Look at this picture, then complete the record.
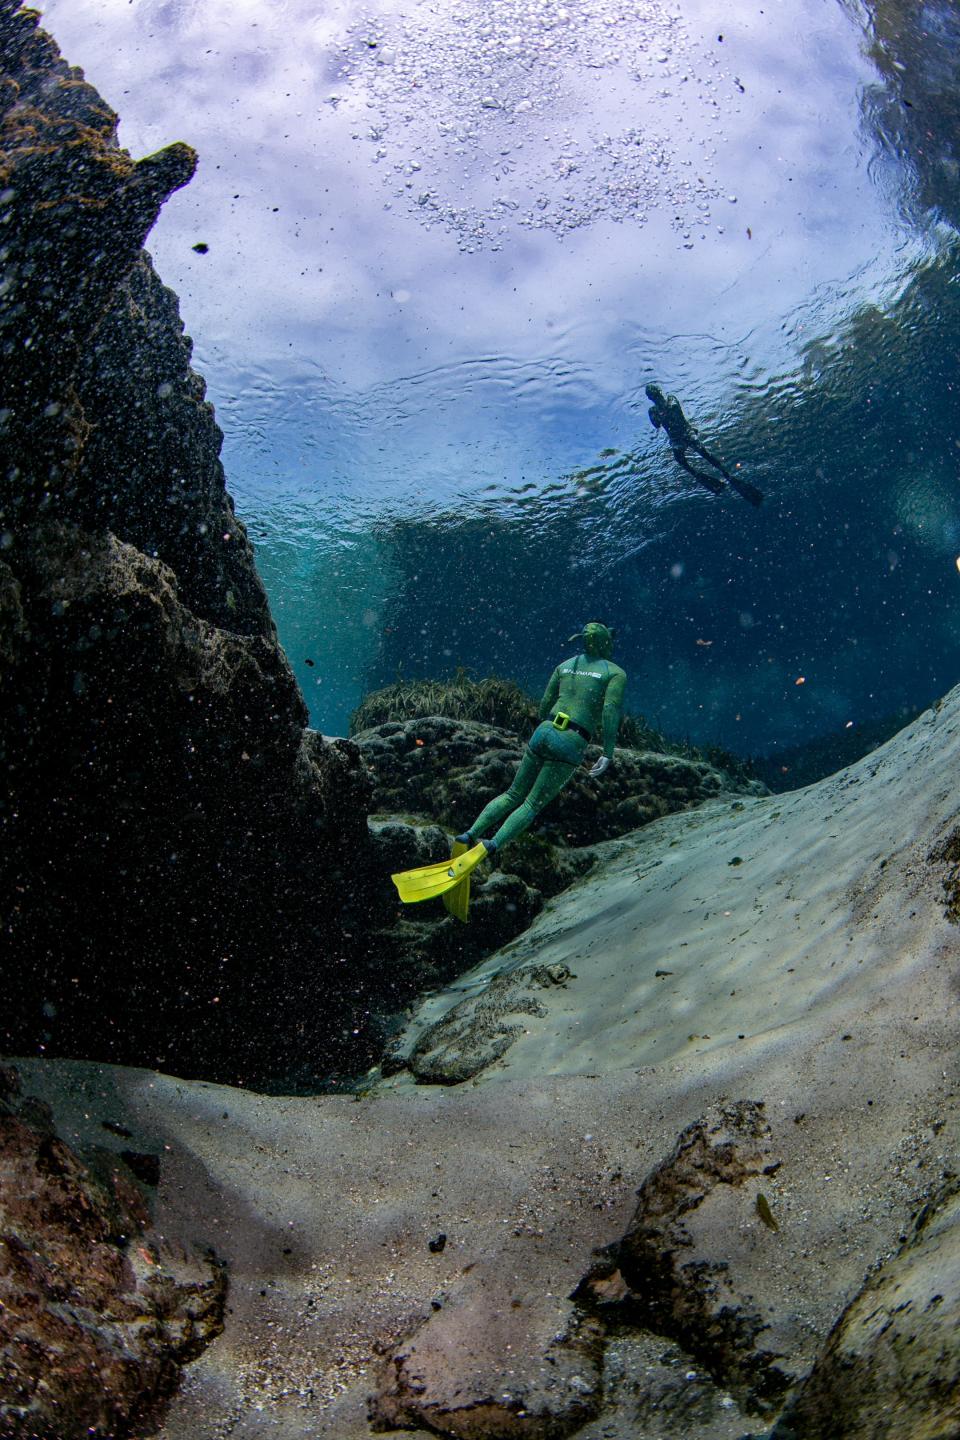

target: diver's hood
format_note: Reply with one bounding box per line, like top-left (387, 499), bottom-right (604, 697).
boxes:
top-left (567, 622), bottom-right (615, 659)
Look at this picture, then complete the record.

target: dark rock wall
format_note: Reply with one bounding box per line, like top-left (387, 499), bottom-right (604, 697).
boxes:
top-left (0, 1), bottom-right (383, 1087)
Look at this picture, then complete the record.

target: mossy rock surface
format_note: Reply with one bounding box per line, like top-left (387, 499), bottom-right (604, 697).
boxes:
top-left (350, 673), bottom-right (537, 736)
top-left (356, 715), bottom-right (764, 848)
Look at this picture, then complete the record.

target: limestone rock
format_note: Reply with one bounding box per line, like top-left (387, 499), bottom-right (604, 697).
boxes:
top-left (371, 1299), bottom-right (604, 1439)
top-left (403, 963), bottom-right (574, 1084)
top-left (579, 1102), bottom-right (792, 1415)
top-left (771, 1181), bottom-right (960, 1440)
top-left (0, 1066), bottom-right (225, 1439)
top-left (0, 4), bottom-right (381, 1087)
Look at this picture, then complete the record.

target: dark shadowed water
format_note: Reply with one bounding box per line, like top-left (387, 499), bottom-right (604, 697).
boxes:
top-left (41, 0), bottom-right (960, 760)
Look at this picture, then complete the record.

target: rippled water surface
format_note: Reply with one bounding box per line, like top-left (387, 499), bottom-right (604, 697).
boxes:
top-left (41, 0), bottom-right (960, 753)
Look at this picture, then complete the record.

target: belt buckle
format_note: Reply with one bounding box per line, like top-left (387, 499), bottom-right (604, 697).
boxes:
top-left (553, 712), bottom-right (571, 731)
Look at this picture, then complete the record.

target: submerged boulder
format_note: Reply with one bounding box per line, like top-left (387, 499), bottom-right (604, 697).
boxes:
top-left (771, 1181), bottom-right (960, 1440)
top-left (356, 714), bottom-right (764, 848)
top-left (0, 1065), bottom-right (225, 1439)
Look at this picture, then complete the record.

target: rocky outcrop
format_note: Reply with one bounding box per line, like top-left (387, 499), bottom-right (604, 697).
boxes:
top-left (0, 1064), bottom-right (225, 1438)
top-left (357, 715), bottom-right (764, 848)
top-left (383, 961), bottom-right (574, 1083)
top-left (0, 3), bottom-right (384, 1086)
top-left (371, 1301), bottom-right (604, 1440)
top-left (578, 1102), bottom-right (793, 1417)
top-left (771, 1180), bottom-right (960, 1440)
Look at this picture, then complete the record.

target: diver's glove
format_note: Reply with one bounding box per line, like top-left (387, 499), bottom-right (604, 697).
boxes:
top-left (589, 755), bottom-right (611, 778)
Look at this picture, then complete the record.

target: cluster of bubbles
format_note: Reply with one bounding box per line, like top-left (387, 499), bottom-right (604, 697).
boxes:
top-left (333, 0), bottom-right (743, 251)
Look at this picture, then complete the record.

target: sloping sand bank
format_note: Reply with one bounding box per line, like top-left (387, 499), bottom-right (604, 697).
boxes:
top-left (15, 686), bottom-right (960, 1438)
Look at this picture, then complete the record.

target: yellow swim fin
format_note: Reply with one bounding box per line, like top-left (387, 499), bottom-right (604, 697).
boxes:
top-left (392, 841), bottom-right (488, 905)
top-left (443, 839), bottom-right (471, 923)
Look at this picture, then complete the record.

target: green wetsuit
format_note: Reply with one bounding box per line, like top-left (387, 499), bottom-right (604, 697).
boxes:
top-left (465, 648), bottom-right (627, 850)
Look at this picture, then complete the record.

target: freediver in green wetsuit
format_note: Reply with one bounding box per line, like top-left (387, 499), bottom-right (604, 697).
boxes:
top-left (646, 384), bottom-right (763, 507)
top-left (456, 621), bottom-right (626, 852)
top-left (391, 623), bottom-right (626, 921)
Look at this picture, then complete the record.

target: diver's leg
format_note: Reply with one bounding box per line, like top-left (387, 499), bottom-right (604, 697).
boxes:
top-left (460, 746), bottom-right (541, 843)
top-left (488, 758), bottom-right (578, 850)
top-left (673, 449), bottom-right (725, 495)
top-left (726, 471), bottom-right (764, 506)
top-left (691, 440), bottom-right (733, 481)
top-left (692, 442), bottom-right (763, 505)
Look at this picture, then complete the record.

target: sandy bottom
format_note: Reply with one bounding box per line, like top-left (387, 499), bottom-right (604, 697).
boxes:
top-left (14, 688), bottom-right (960, 1438)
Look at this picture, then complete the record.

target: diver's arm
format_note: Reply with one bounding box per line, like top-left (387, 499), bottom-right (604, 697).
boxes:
top-left (600, 669), bottom-right (626, 759)
top-left (538, 666), bottom-right (562, 721)
top-left (591, 673), bottom-right (626, 777)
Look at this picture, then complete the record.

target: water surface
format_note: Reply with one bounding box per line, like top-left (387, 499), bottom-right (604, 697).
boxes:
top-left (40, 0), bottom-right (959, 754)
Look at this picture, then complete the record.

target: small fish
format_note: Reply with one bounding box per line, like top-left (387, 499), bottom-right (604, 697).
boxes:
top-left (756, 1193), bottom-right (779, 1232)
top-left (305, 658), bottom-right (315, 667)
top-left (101, 1119), bottom-right (132, 1138)
top-left (192, 241), bottom-right (209, 254)
top-left (696, 638), bottom-right (713, 647)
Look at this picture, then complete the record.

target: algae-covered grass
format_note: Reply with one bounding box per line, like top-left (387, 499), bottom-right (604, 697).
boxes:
top-left (349, 670), bottom-right (538, 735)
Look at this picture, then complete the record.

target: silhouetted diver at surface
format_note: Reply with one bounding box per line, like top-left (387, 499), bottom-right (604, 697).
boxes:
top-left (645, 384), bottom-right (763, 506)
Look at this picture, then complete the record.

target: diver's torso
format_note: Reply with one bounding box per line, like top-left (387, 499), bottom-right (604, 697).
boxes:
top-left (663, 396), bottom-right (693, 445)
top-left (553, 655), bottom-right (617, 732)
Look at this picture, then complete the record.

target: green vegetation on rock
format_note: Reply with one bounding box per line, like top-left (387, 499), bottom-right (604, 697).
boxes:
top-left (350, 671), bottom-right (538, 736)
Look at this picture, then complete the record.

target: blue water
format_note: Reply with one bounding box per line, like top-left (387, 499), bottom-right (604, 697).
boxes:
top-left (42, 0), bottom-right (960, 756)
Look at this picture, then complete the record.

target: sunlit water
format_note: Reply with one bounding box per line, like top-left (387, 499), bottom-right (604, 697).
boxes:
top-left (40, 0), bottom-right (960, 753)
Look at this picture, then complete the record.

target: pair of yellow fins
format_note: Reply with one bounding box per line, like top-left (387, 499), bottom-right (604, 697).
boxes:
top-left (391, 839), bottom-right (488, 923)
